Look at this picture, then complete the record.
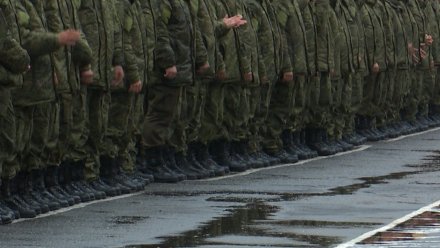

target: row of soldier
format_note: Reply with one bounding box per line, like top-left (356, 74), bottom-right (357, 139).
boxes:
top-left (0, 0), bottom-right (439, 223)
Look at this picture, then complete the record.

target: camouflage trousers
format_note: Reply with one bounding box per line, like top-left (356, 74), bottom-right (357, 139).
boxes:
top-left (198, 82), bottom-right (225, 145)
top-left (262, 80), bottom-right (294, 153)
top-left (141, 84), bottom-right (182, 150)
top-left (248, 83), bottom-right (272, 154)
top-left (0, 90), bottom-right (16, 180)
top-left (402, 70), bottom-right (423, 122)
top-left (84, 89), bottom-right (111, 181)
top-left (105, 91), bottom-right (136, 173)
top-left (56, 87), bottom-right (88, 164)
top-left (222, 83), bottom-right (249, 142)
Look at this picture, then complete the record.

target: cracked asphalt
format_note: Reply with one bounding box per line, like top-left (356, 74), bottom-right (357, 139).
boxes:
top-left (2, 129), bottom-right (440, 248)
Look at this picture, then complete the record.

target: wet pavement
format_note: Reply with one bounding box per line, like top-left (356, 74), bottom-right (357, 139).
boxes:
top-left (2, 129), bottom-right (440, 247)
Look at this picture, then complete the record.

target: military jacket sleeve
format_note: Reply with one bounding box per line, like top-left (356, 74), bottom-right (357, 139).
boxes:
top-left (190, 0), bottom-right (208, 69)
top-left (112, 1), bottom-right (124, 67)
top-left (18, 0), bottom-right (60, 58)
top-left (116, 0), bottom-right (140, 85)
top-left (0, 8), bottom-right (29, 75)
top-left (153, 0), bottom-right (176, 70)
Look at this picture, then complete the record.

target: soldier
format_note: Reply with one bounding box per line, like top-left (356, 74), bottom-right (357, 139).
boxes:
top-left (382, 0), bottom-right (412, 136)
top-left (297, 0), bottom-right (320, 158)
top-left (44, 0), bottom-right (99, 204)
top-left (140, 0), bottom-right (209, 183)
top-left (339, 0), bottom-right (368, 146)
top-left (0, 4), bottom-right (30, 223)
top-left (260, 0), bottom-right (302, 162)
top-left (306, 0), bottom-right (337, 156)
top-left (327, 0), bottom-right (354, 152)
top-left (0, 0), bottom-right (80, 219)
top-left (78, 0), bottom-right (126, 195)
top-left (357, 0), bottom-right (388, 141)
top-left (166, 0), bottom-right (222, 180)
top-left (418, 0), bottom-right (438, 126)
top-left (208, 0), bottom-right (253, 172)
top-left (244, 0), bottom-right (287, 167)
top-left (430, 0), bottom-right (440, 118)
top-left (176, 0), bottom-right (230, 179)
top-left (102, 0), bottom-right (146, 192)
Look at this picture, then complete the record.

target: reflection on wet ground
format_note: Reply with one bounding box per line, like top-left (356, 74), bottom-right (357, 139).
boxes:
top-left (126, 152), bottom-right (440, 248)
top-left (125, 202), bottom-right (370, 247)
top-left (352, 210), bottom-right (440, 247)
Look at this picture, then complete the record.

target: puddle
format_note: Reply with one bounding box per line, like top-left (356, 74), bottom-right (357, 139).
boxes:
top-left (123, 201), bottom-right (346, 247)
top-left (110, 216), bottom-right (150, 225)
top-left (124, 202), bottom-right (279, 247)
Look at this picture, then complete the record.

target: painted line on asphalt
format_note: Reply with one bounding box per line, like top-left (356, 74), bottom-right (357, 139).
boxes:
top-left (385, 126), bottom-right (440, 142)
top-left (11, 191), bottom-right (145, 224)
top-left (200, 145), bottom-right (372, 182)
top-left (335, 200), bottom-right (440, 248)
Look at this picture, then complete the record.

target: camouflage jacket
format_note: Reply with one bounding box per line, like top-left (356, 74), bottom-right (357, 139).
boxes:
top-left (78, 0), bottom-right (124, 90)
top-left (45, 0), bottom-right (93, 94)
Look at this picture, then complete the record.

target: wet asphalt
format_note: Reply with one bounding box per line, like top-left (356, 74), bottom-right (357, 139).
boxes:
top-left (2, 129), bottom-right (440, 247)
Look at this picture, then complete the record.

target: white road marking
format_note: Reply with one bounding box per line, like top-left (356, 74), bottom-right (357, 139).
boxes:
top-left (200, 145), bottom-right (371, 182)
top-left (336, 200), bottom-right (440, 248)
top-left (11, 192), bottom-right (145, 224)
top-left (385, 127), bottom-right (440, 143)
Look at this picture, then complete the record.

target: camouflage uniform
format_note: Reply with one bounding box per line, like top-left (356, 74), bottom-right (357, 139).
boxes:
top-left (0, 3), bottom-right (30, 181)
top-left (105, 0), bottom-right (142, 174)
top-left (358, 0), bottom-right (387, 129)
top-left (45, 0), bottom-right (92, 167)
top-left (78, 0), bottom-right (124, 181)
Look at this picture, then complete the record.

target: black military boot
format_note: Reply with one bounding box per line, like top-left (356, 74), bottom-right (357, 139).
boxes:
top-left (162, 147), bottom-right (187, 181)
top-left (16, 172), bottom-right (47, 215)
top-left (247, 146), bottom-right (267, 169)
top-left (298, 130), bottom-right (318, 158)
top-left (0, 180), bottom-right (16, 224)
top-left (288, 131), bottom-right (308, 160)
top-left (308, 129), bottom-right (335, 156)
top-left (164, 147), bottom-right (191, 181)
top-left (186, 144), bottom-right (212, 178)
top-left (100, 156), bottom-right (132, 194)
top-left (174, 151), bottom-right (201, 180)
top-left (281, 130), bottom-right (303, 160)
top-left (260, 150), bottom-right (280, 166)
top-left (45, 166), bottom-right (81, 207)
top-left (60, 161), bottom-right (95, 202)
top-left (211, 140), bottom-right (247, 172)
top-left (2, 177), bottom-right (36, 219)
top-left (31, 169), bottom-right (62, 211)
top-left (71, 162), bottom-right (107, 201)
top-left (196, 142), bottom-right (226, 177)
top-left (135, 152), bottom-right (155, 183)
top-left (111, 157), bottom-right (145, 192)
top-left (140, 147), bottom-right (181, 183)
top-left (0, 200), bottom-right (15, 224)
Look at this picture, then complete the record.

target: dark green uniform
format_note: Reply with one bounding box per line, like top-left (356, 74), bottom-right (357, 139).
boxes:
top-left (141, 0), bottom-right (199, 152)
top-left (168, 0), bottom-right (209, 156)
top-left (2, 0), bottom-right (68, 181)
top-left (197, 0), bottom-right (227, 146)
top-left (78, 0), bottom-right (124, 181)
top-left (214, 0), bottom-right (252, 144)
top-left (105, 0), bottom-right (142, 174)
top-left (45, 0), bottom-right (92, 167)
top-left (314, 0), bottom-right (335, 133)
top-left (329, 0), bottom-right (351, 141)
top-left (358, 0), bottom-right (387, 129)
top-left (0, 2), bottom-right (30, 181)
